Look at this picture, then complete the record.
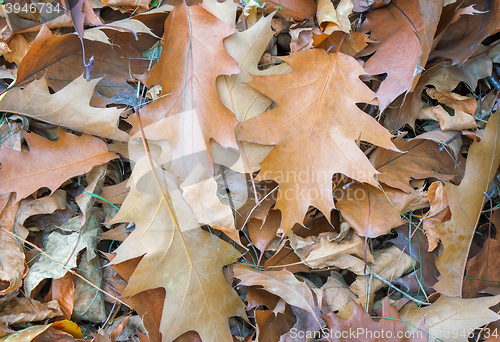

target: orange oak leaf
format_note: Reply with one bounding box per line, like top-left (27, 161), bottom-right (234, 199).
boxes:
top-left (335, 183), bottom-right (428, 238)
top-left (433, 112), bottom-right (500, 297)
top-left (0, 129), bottom-right (117, 202)
top-left (141, 3), bottom-right (240, 177)
top-left (16, 14), bottom-right (166, 98)
top-left (359, 0), bottom-right (424, 110)
top-left (238, 49), bottom-right (398, 234)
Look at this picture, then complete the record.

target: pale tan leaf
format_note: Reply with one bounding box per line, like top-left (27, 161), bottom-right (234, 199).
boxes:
top-left (108, 154), bottom-right (246, 341)
top-left (401, 295), bottom-right (500, 342)
top-left (0, 75), bottom-right (129, 141)
top-left (232, 263), bottom-right (319, 321)
top-left (418, 105), bottom-right (477, 131)
top-left (180, 164), bottom-right (240, 244)
top-left (434, 113), bottom-right (500, 297)
top-left (350, 245), bottom-right (415, 297)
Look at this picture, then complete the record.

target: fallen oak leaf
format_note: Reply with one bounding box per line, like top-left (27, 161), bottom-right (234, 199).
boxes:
top-left (335, 183), bottom-right (428, 238)
top-left (322, 299), bottom-right (427, 342)
top-left (141, 3), bottom-right (241, 177)
top-left (384, 53), bottom-right (491, 129)
top-left (430, 0), bottom-right (500, 65)
top-left (358, 0), bottom-right (424, 110)
top-left (15, 13), bottom-right (165, 98)
top-left (0, 74), bottom-right (129, 141)
top-left (400, 295), bottom-right (500, 341)
top-left (462, 237), bottom-right (500, 298)
top-left (107, 153), bottom-right (247, 341)
top-left (231, 263), bottom-right (320, 323)
top-left (422, 181), bottom-right (451, 252)
top-left (417, 105), bottom-right (477, 131)
top-left (370, 130), bottom-right (465, 194)
top-left (0, 129), bottom-right (117, 202)
top-left (433, 112), bottom-right (500, 297)
top-left (238, 48), bottom-right (399, 235)
top-left (349, 245), bottom-right (415, 297)
top-left (0, 296), bottom-right (63, 326)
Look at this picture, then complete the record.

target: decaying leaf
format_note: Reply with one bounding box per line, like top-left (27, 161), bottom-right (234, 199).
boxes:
top-left (463, 238), bottom-right (500, 298)
top-left (323, 299), bottom-right (427, 342)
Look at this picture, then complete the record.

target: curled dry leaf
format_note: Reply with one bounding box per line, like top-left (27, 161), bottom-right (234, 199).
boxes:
top-left (422, 181), bottom-right (451, 252)
top-left (0, 194), bottom-right (25, 296)
top-left (141, 3), bottom-right (241, 176)
top-left (231, 263), bottom-right (319, 322)
top-left (0, 296), bottom-right (63, 325)
top-left (385, 53), bottom-right (491, 129)
top-left (264, 0), bottom-right (316, 20)
top-left (217, 12), bottom-right (289, 173)
top-left (322, 299), bottom-right (427, 342)
top-left (350, 245), bottom-right (415, 297)
top-left (418, 105), bottom-right (477, 131)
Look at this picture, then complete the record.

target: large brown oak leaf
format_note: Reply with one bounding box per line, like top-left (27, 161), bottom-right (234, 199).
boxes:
top-left (141, 3), bottom-right (240, 177)
top-left (238, 49), bottom-right (398, 234)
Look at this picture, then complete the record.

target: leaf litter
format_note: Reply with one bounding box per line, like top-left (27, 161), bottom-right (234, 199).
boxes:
top-left (1, 0), bottom-right (500, 341)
